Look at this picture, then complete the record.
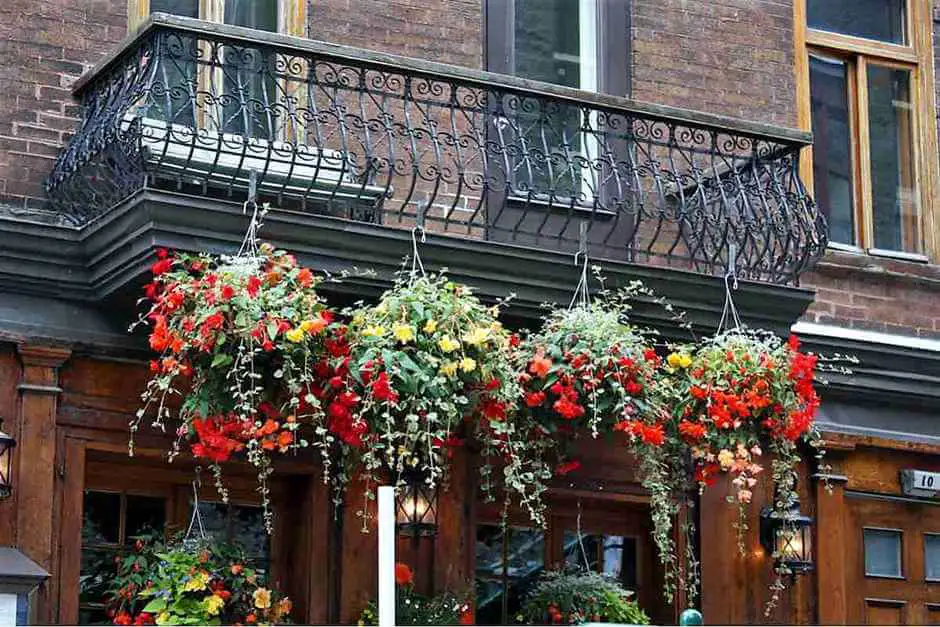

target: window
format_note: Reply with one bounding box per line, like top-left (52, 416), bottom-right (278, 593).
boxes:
top-left (799, 0), bottom-right (935, 258)
top-left (926, 533), bottom-right (940, 581)
top-left (863, 527), bottom-right (903, 578)
top-left (79, 490), bottom-right (167, 625)
top-left (562, 531), bottom-right (639, 590)
top-left (130, 0), bottom-right (302, 34)
top-left (193, 501), bottom-right (271, 571)
top-left (475, 524), bottom-right (546, 625)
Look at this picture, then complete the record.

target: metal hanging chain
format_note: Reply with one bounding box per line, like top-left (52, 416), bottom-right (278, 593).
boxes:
top-left (237, 170), bottom-right (266, 259)
top-left (409, 203), bottom-right (427, 281)
top-left (568, 222), bottom-right (591, 311)
top-left (717, 243), bottom-right (743, 333)
top-left (185, 468), bottom-right (207, 541)
top-left (576, 500), bottom-right (591, 573)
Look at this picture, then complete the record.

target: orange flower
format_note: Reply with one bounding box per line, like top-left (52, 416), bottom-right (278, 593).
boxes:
top-left (528, 352), bottom-right (552, 378)
top-left (231, 563), bottom-right (244, 576)
top-left (394, 562), bottom-right (413, 586)
top-left (277, 430), bottom-right (294, 451)
top-left (256, 419), bottom-right (279, 437)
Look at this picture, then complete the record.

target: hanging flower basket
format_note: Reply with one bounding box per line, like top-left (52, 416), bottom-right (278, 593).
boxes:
top-left (341, 270), bottom-right (552, 524)
top-left (105, 534), bottom-right (292, 626)
top-left (518, 571), bottom-right (650, 626)
top-left (661, 328), bottom-right (829, 612)
top-left (132, 244), bottom-right (340, 529)
top-left (357, 562), bottom-right (473, 626)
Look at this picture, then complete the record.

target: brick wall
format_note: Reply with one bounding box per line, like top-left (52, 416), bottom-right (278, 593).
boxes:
top-left (308, 0), bottom-right (482, 68)
top-left (631, 0), bottom-right (797, 127)
top-left (0, 1), bottom-right (125, 213)
top-left (801, 252), bottom-right (940, 340)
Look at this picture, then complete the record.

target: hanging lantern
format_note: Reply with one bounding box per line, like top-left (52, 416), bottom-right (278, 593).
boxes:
top-left (760, 499), bottom-right (813, 574)
top-left (396, 475), bottom-right (437, 537)
top-left (0, 420), bottom-right (16, 500)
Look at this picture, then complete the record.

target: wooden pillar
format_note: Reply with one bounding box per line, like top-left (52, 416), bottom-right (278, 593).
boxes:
top-left (699, 474), bottom-right (746, 624)
top-left (15, 343), bottom-right (71, 624)
top-left (813, 467), bottom-right (849, 625)
top-left (433, 449), bottom-right (475, 594)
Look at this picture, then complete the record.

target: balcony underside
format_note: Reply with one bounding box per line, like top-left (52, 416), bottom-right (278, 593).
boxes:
top-left (0, 189), bottom-right (815, 350)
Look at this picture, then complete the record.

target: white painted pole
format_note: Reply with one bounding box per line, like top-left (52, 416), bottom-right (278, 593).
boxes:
top-left (378, 485), bottom-right (396, 627)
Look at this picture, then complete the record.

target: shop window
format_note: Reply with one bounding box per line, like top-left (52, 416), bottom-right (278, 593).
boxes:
top-left (863, 528), bottom-right (903, 578)
top-left (562, 531), bottom-right (638, 590)
top-left (79, 491), bottom-right (167, 625)
top-left (192, 501), bottom-right (271, 572)
top-left (925, 533), bottom-right (940, 582)
top-left (475, 524), bottom-right (545, 625)
top-left (799, 0), bottom-right (932, 258)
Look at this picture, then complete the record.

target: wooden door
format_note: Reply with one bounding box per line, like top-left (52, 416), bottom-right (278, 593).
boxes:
top-left (846, 495), bottom-right (940, 625)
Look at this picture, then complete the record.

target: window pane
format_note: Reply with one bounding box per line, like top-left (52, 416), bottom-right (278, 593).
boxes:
top-left (514, 0), bottom-right (581, 89)
top-left (475, 525), bottom-right (544, 625)
top-left (194, 502), bottom-right (270, 567)
top-left (150, 0), bottom-right (198, 17)
top-left (603, 535), bottom-right (638, 590)
top-left (809, 55), bottom-right (855, 245)
top-left (864, 528), bottom-right (902, 577)
top-left (563, 531), bottom-right (600, 571)
top-left (82, 491), bottom-right (121, 545)
top-left (807, 0), bottom-right (906, 44)
top-left (867, 65), bottom-right (920, 253)
top-left (224, 0), bottom-right (277, 30)
top-left (125, 495), bottom-right (166, 541)
top-left (79, 548), bottom-right (117, 615)
top-left (926, 534), bottom-right (940, 581)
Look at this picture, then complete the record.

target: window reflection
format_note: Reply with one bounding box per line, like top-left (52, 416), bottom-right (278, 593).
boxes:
top-left (867, 65), bottom-right (920, 254)
top-left (809, 54), bottom-right (855, 246)
top-left (475, 524), bottom-right (545, 625)
top-left (807, 0), bottom-right (906, 45)
top-left (563, 531), bottom-right (638, 590)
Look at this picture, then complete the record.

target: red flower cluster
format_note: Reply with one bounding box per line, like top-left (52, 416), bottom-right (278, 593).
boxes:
top-left (190, 414), bottom-right (252, 463)
top-left (614, 419), bottom-right (665, 446)
top-left (113, 611), bottom-right (154, 626)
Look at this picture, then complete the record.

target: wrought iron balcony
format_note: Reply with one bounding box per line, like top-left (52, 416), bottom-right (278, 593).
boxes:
top-left (47, 14), bottom-right (825, 284)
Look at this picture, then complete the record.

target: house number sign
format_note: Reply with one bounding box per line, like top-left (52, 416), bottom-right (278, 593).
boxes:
top-left (900, 469), bottom-right (940, 498)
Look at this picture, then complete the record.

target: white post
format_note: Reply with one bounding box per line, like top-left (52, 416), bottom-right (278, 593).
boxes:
top-left (378, 485), bottom-right (396, 627)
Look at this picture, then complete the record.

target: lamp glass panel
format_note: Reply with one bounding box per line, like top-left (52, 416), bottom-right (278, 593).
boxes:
top-left (0, 442), bottom-right (12, 493)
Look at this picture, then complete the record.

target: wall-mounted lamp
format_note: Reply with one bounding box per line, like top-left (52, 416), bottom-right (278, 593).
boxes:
top-left (760, 498), bottom-right (813, 575)
top-left (395, 474), bottom-right (437, 537)
top-left (0, 420), bottom-right (16, 500)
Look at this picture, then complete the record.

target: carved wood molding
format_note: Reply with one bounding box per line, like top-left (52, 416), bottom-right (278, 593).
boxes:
top-left (16, 344), bottom-right (72, 369)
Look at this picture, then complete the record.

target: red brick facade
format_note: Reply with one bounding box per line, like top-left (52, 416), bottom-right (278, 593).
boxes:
top-left (0, 0), bottom-right (936, 337)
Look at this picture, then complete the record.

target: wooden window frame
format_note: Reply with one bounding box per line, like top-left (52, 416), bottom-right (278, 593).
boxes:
top-left (794, 0), bottom-right (940, 261)
top-left (127, 0), bottom-right (306, 37)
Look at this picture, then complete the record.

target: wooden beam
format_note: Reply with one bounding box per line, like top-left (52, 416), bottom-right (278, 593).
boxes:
top-left (814, 468), bottom-right (849, 624)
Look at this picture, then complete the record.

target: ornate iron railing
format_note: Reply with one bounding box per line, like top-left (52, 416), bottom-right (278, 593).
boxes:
top-left (47, 14), bottom-right (826, 283)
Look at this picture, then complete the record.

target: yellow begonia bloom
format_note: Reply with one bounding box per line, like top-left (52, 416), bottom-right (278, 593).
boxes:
top-left (393, 324), bottom-right (415, 343)
top-left (440, 362), bottom-right (458, 377)
top-left (204, 594), bottom-right (226, 616)
top-left (460, 357), bottom-right (477, 372)
top-left (438, 336), bottom-right (460, 352)
top-left (667, 352), bottom-right (692, 369)
top-left (717, 449), bottom-right (735, 470)
top-left (285, 328), bottom-right (305, 343)
top-left (363, 325), bottom-right (386, 338)
top-left (253, 587), bottom-right (272, 610)
top-left (463, 327), bottom-right (490, 346)
top-left (423, 319), bottom-right (438, 333)
top-left (157, 611), bottom-right (170, 624)
top-left (183, 572), bottom-right (209, 592)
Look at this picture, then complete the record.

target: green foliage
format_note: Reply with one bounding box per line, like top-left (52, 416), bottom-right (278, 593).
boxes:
top-left (518, 571), bottom-right (649, 626)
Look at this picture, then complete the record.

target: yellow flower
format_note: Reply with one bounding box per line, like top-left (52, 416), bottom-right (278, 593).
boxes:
top-left (440, 362), bottom-right (458, 377)
top-left (375, 300), bottom-right (388, 314)
top-left (463, 327), bottom-right (490, 346)
top-left (157, 611), bottom-right (170, 624)
top-left (363, 325), bottom-right (386, 338)
top-left (182, 571), bottom-right (209, 592)
top-left (667, 352), bottom-right (692, 369)
top-left (717, 448), bottom-right (735, 471)
top-left (393, 323), bottom-right (415, 343)
top-left (438, 335), bottom-right (460, 352)
top-left (285, 327), bottom-right (305, 343)
top-left (460, 357), bottom-right (477, 372)
top-left (423, 319), bottom-right (438, 333)
top-left (204, 594), bottom-right (226, 616)
top-left (253, 587), bottom-right (272, 610)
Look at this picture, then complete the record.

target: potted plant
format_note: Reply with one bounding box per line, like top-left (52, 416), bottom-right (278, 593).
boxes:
top-left (358, 562), bottom-right (473, 626)
top-left (106, 534), bottom-right (292, 626)
top-left (132, 244), bottom-right (340, 530)
top-left (517, 571), bottom-right (649, 626)
top-left (340, 270), bottom-right (552, 524)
